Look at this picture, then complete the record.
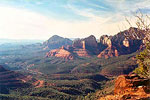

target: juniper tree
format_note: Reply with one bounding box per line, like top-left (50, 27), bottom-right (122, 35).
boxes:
top-left (125, 12), bottom-right (150, 78)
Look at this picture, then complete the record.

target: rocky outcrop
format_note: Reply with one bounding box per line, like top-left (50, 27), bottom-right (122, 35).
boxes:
top-left (123, 38), bottom-right (130, 47)
top-left (46, 46), bottom-right (91, 59)
top-left (97, 27), bottom-right (144, 59)
top-left (45, 27), bottom-right (146, 59)
top-left (46, 35), bottom-right (99, 59)
top-left (111, 27), bottom-right (143, 55)
top-left (73, 35), bottom-right (99, 54)
top-left (114, 73), bottom-right (150, 95)
top-left (97, 46), bottom-right (119, 59)
top-left (124, 27), bottom-right (145, 40)
top-left (46, 46), bottom-right (74, 60)
top-left (33, 80), bottom-right (45, 88)
top-left (99, 35), bottom-right (112, 47)
top-left (99, 73), bottom-right (150, 100)
top-left (73, 48), bottom-right (91, 57)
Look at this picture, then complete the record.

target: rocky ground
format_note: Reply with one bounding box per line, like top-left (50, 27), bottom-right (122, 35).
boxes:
top-left (99, 73), bottom-right (150, 100)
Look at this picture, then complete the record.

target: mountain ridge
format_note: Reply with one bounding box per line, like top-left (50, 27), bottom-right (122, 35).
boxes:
top-left (46, 27), bottom-right (144, 59)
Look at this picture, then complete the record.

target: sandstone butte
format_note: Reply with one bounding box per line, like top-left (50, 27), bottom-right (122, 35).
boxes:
top-left (99, 73), bottom-right (150, 100)
top-left (46, 46), bottom-right (74, 60)
top-left (46, 46), bottom-right (91, 59)
top-left (46, 35), bottom-right (97, 59)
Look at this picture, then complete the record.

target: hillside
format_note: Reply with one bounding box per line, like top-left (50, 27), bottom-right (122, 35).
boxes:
top-left (43, 35), bottom-right (73, 50)
top-left (0, 27), bottom-right (147, 100)
top-left (0, 65), bottom-right (32, 94)
top-left (99, 73), bottom-right (150, 100)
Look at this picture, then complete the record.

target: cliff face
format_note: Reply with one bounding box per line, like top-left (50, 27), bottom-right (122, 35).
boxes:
top-left (46, 27), bottom-right (145, 60)
top-left (111, 27), bottom-right (143, 55)
top-left (97, 27), bottom-right (143, 58)
top-left (99, 73), bottom-right (150, 100)
top-left (123, 38), bottom-right (130, 47)
top-left (73, 48), bottom-right (91, 57)
top-left (46, 35), bottom-right (98, 59)
top-left (99, 35), bottom-right (112, 47)
top-left (73, 35), bottom-right (99, 55)
top-left (46, 46), bottom-right (74, 60)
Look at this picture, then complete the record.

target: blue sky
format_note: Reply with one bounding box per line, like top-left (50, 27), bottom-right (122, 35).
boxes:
top-left (0, 0), bottom-right (149, 39)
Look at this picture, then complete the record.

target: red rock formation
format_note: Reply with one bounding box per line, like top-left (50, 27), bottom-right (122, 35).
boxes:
top-left (82, 41), bottom-right (86, 49)
top-left (99, 35), bottom-right (112, 47)
top-left (33, 80), bottom-right (45, 88)
top-left (73, 48), bottom-right (91, 57)
top-left (97, 46), bottom-right (119, 59)
top-left (123, 38), bottom-right (130, 47)
top-left (114, 73), bottom-right (150, 95)
top-left (73, 35), bottom-right (99, 54)
top-left (46, 46), bottom-right (74, 60)
top-left (99, 73), bottom-right (150, 100)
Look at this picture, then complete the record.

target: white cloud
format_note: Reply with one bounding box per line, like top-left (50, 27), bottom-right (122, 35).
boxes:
top-left (0, 6), bottom-right (132, 40)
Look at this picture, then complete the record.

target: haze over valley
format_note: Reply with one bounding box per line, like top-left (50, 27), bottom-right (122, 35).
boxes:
top-left (0, 0), bottom-right (150, 100)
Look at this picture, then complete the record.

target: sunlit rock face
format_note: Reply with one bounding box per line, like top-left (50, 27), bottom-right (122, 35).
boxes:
top-left (46, 27), bottom-right (146, 60)
top-left (111, 27), bottom-right (144, 55)
top-left (73, 48), bottom-right (91, 57)
top-left (114, 73), bottom-right (149, 95)
top-left (97, 46), bottom-right (119, 59)
top-left (123, 38), bottom-right (130, 47)
top-left (73, 35), bottom-right (99, 55)
top-left (99, 73), bottom-right (150, 100)
top-left (99, 35), bottom-right (112, 47)
top-left (46, 46), bottom-right (74, 60)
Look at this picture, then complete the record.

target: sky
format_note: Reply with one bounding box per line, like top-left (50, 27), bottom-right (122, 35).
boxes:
top-left (0, 0), bottom-right (150, 40)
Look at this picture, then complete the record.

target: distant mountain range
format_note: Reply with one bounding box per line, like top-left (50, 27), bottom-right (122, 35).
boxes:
top-left (0, 39), bottom-right (44, 45)
top-left (45, 27), bottom-right (144, 60)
